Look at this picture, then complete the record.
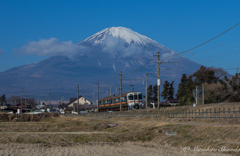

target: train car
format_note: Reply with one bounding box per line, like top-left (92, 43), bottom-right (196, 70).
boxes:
top-left (98, 92), bottom-right (143, 112)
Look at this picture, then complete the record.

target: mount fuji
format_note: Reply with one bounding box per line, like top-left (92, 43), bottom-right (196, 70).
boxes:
top-left (0, 27), bottom-right (201, 100)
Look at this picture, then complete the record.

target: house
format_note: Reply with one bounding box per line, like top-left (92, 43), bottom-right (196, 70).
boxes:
top-left (66, 96), bottom-right (93, 111)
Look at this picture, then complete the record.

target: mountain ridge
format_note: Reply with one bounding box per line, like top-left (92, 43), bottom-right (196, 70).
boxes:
top-left (0, 27), bottom-right (201, 100)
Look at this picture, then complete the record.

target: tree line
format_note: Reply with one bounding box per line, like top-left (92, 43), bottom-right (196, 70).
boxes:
top-left (146, 66), bottom-right (240, 105)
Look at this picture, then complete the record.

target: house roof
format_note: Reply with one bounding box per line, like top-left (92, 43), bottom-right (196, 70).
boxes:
top-left (68, 95), bottom-right (92, 105)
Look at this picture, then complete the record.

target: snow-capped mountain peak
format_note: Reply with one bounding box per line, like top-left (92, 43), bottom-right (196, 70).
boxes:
top-left (84, 27), bottom-right (154, 45)
top-left (79, 27), bottom-right (169, 53)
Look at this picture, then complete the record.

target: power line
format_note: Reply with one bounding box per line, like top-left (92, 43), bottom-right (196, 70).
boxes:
top-left (161, 22), bottom-right (240, 59)
top-left (182, 38), bottom-right (240, 57)
top-left (198, 46), bottom-right (240, 61)
top-left (225, 68), bottom-right (240, 70)
top-left (201, 50), bottom-right (240, 63)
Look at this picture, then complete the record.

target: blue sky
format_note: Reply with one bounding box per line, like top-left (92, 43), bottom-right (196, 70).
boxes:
top-left (0, 0), bottom-right (240, 74)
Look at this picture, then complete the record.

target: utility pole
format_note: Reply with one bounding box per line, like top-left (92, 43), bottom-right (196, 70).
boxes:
top-left (97, 80), bottom-right (99, 112)
top-left (61, 96), bottom-right (64, 109)
top-left (77, 84), bottom-right (79, 115)
top-left (130, 85), bottom-right (134, 92)
top-left (109, 85), bottom-right (112, 96)
top-left (25, 95), bottom-right (27, 108)
top-left (202, 84), bottom-right (204, 105)
top-left (49, 91), bottom-right (51, 110)
top-left (21, 89), bottom-right (23, 114)
top-left (120, 71), bottom-right (122, 111)
top-left (196, 86), bottom-right (198, 105)
top-left (93, 92), bottom-right (95, 105)
top-left (145, 73), bottom-right (150, 109)
top-left (154, 52), bottom-right (178, 109)
top-left (155, 52), bottom-right (160, 109)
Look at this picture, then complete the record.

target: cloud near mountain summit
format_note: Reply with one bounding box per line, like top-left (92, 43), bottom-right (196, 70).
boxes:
top-left (14, 38), bottom-right (88, 57)
top-left (13, 27), bottom-right (176, 59)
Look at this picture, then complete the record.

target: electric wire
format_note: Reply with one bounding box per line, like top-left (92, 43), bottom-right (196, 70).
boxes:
top-left (182, 38), bottom-right (240, 57)
top-left (201, 50), bottom-right (240, 63)
top-left (161, 22), bottom-right (240, 59)
top-left (198, 46), bottom-right (240, 61)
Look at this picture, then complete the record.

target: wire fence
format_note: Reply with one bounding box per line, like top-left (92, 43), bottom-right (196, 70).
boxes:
top-left (80, 107), bottom-right (240, 121)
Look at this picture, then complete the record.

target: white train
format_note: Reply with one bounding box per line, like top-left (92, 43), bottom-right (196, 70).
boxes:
top-left (98, 92), bottom-right (143, 112)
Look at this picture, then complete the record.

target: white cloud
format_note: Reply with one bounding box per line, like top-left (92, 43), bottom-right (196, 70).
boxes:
top-left (161, 50), bottom-right (176, 59)
top-left (0, 49), bottom-right (4, 55)
top-left (101, 36), bottom-right (145, 57)
top-left (14, 38), bottom-right (88, 57)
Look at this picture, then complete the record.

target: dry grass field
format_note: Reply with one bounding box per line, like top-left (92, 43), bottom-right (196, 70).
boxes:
top-left (0, 110), bottom-right (239, 156)
top-left (0, 143), bottom-right (230, 156)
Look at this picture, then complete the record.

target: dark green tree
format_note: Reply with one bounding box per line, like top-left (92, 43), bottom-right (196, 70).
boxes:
top-left (147, 85), bottom-right (153, 102)
top-left (229, 74), bottom-right (240, 91)
top-left (176, 74), bottom-right (188, 105)
top-left (168, 81), bottom-right (175, 99)
top-left (1, 94), bottom-right (6, 105)
top-left (193, 66), bottom-right (218, 84)
top-left (152, 84), bottom-right (158, 102)
top-left (161, 81), bottom-right (170, 100)
top-left (176, 74), bottom-right (188, 97)
top-left (186, 75), bottom-right (195, 104)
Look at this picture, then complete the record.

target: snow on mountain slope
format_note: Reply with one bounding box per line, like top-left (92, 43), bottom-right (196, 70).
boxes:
top-left (79, 27), bottom-right (170, 55)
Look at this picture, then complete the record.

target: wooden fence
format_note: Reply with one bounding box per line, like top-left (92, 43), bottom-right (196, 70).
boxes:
top-left (82, 107), bottom-right (240, 121)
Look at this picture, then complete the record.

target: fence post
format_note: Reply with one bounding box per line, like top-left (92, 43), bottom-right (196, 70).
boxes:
top-left (195, 109), bottom-right (196, 119)
top-left (198, 109), bottom-right (200, 119)
top-left (192, 109), bottom-right (193, 119)
top-left (210, 108), bottom-right (211, 119)
top-left (223, 108), bottom-right (225, 120)
top-left (228, 108), bottom-right (230, 121)
top-left (233, 107), bottom-right (235, 120)
top-left (218, 108), bottom-right (220, 120)
top-left (202, 109), bottom-right (204, 119)
top-left (213, 108), bottom-right (215, 119)
top-left (206, 109), bottom-right (208, 119)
